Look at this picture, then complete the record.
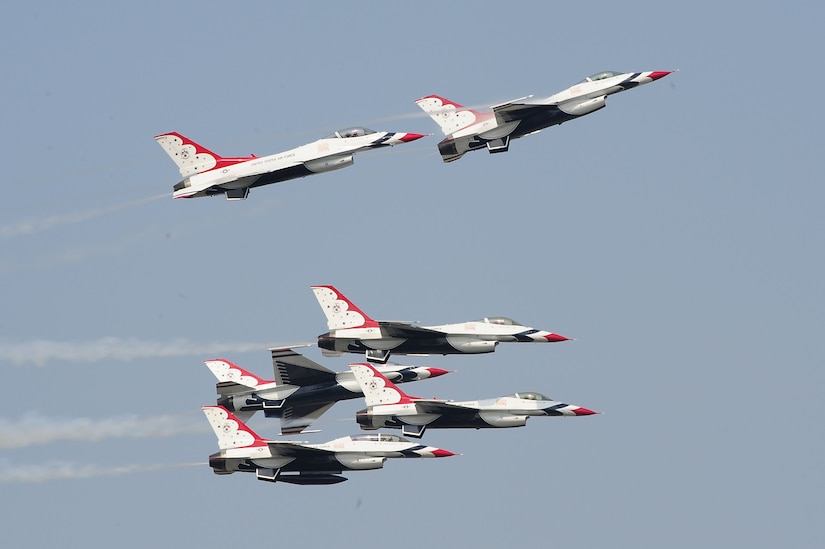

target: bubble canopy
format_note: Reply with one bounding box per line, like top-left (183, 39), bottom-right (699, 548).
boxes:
top-left (515, 392), bottom-right (552, 401)
top-left (477, 317), bottom-right (520, 326)
top-left (325, 127), bottom-right (377, 139)
top-left (580, 71), bottom-right (624, 83)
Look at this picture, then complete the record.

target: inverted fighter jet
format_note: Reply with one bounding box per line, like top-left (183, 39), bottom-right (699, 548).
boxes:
top-left (351, 363), bottom-right (597, 438)
top-left (203, 405), bottom-right (456, 485)
top-left (416, 70), bottom-right (673, 162)
top-left (313, 285), bottom-right (569, 363)
top-left (155, 127), bottom-right (425, 199)
top-left (206, 345), bottom-right (449, 434)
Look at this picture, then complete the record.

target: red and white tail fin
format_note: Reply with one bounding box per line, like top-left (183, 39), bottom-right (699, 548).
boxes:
top-left (311, 285), bottom-right (379, 331)
top-left (350, 363), bottom-right (418, 406)
top-left (154, 132), bottom-right (254, 178)
top-left (202, 405), bottom-right (268, 450)
top-left (204, 359), bottom-right (273, 389)
top-left (415, 95), bottom-right (481, 136)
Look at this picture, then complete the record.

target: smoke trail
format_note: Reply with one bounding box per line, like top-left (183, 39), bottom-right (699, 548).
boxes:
top-left (0, 460), bottom-right (204, 484)
top-left (0, 337), bottom-right (274, 367)
top-left (0, 412), bottom-right (210, 449)
top-left (0, 193), bottom-right (169, 239)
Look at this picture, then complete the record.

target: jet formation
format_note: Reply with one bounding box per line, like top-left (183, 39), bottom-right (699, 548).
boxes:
top-left (199, 285), bottom-right (596, 485)
top-left (183, 68), bottom-right (674, 485)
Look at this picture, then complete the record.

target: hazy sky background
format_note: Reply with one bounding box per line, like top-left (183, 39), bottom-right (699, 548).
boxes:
top-left (2, 1), bottom-right (823, 547)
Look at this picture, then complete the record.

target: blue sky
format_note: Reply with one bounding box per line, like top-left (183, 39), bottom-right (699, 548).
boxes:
top-left (2, 2), bottom-right (823, 547)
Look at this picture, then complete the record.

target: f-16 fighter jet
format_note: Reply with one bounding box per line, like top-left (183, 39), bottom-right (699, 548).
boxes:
top-left (416, 70), bottom-right (673, 162)
top-left (313, 285), bottom-right (569, 363)
top-left (206, 345), bottom-right (449, 435)
top-left (351, 363), bottom-right (597, 438)
top-left (155, 127), bottom-right (425, 199)
top-left (203, 405), bottom-right (456, 485)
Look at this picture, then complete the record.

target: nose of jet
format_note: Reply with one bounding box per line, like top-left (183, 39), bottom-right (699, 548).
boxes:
top-left (395, 132), bottom-right (427, 143)
top-left (425, 367), bottom-right (451, 378)
top-left (429, 448), bottom-right (458, 458)
top-left (543, 333), bottom-right (570, 342)
top-left (572, 406), bottom-right (598, 416)
top-left (647, 71), bottom-right (672, 81)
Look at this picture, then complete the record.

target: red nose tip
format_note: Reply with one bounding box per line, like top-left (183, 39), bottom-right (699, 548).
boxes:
top-left (648, 71), bottom-right (672, 81)
top-left (573, 407), bottom-right (598, 416)
top-left (399, 133), bottom-right (427, 142)
top-left (544, 333), bottom-right (570, 342)
top-left (431, 449), bottom-right (457, 458)
top-left (426, 367), bottom-right (451, 378)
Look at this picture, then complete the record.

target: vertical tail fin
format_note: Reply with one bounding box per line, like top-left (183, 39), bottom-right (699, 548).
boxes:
top-left (350, 363), bottom-right (418, 406)
top-left (311, 285), bottom-right (380, 330)
top-left (414, 95), bottom-right (481, 136)
top-left (154, 132), bottom-right (255, 178)
top-left (202, 405), bottom-right (268, 450)
top-left (204, 359), bottom-right (273, 388)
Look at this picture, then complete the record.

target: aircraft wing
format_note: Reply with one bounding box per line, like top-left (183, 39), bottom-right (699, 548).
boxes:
top-left (379, 322), bottom-right (443, 338)
top-left (493, 101), bottom-right (559, 124)
top-left (277, 402), bottom-right (336, 435)
top-left (412, 400), bottom-right (467, 414)
top-left (267, 440), bottom-right (335, 457)
top-left (270, 346), bottom-right (335, 387)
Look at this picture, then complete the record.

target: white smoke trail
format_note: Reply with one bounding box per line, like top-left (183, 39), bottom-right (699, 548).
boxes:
top-left (0, 337), bottom-right (273, 367)
top-left (0, 412), bottom-right (210, 449)
top-left (0, 193), bottom-right (169, 239)
top-left (0, 460), bottom-right (204, 484)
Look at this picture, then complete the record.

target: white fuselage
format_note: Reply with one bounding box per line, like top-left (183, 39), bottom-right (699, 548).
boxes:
top-left (176, 133), bottom-right (390, 198)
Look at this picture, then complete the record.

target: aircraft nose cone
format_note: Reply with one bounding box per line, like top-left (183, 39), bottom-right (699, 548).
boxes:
top-left (398, 132), bottom-right (427, 142)
top-left (426, 367), bottom-right (451, 378)
top-left (431, 448), bottom-right (457, 458)
top-left (544, 333), bottom-right (570, 342)
top-left (573, 407), bottom-right (598, 416)
top-left (648, 71), bottom-right (672, 81)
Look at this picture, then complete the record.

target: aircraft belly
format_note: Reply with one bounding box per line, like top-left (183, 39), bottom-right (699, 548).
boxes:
top-left (247, 164), bottom-right (314, 188)
top-left (419, 413), bottom-right (489, 429)
top-left (514, 110), bottom-right (577, 136)
top-left (388, 338), bottom-right (465, 355)
top-left (336, 337), bottom-right (458, 356)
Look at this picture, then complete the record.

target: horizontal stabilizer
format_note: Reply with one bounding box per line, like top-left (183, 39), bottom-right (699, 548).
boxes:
top-left (279, 402), bottom-right (336, 435)
top-left (402, 424), bottom-right (427, 438)
top-left (270, 347), bottom-right (335, 386)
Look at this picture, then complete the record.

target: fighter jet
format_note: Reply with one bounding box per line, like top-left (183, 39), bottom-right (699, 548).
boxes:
top-left (351, 363), bottom-right (597, 438)
top-left (313, 285), bottom-right (569, 363)
top-left (207, 345), bottom-right (449, 435)
top-left (416, 70), bottom-right (673, 162)
top-left (203, 405), bottom-right (456, 485)
top-left (155, 127), bottom-right (426, 200)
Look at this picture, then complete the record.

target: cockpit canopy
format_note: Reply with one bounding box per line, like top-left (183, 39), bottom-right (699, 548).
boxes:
top-left (515, 392), bottom-right (552, 401)
top-left (478, 316), bottom-right (520, 326)
top-left (580, 71), bottom-right (624, 83)
top-left (350, 433), bottom-right (409, 443)
top-left (326, 127), bottom-right (377, 139)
